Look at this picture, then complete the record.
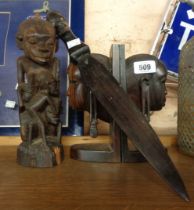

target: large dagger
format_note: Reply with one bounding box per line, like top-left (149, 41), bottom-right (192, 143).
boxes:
top-left (47, 11), bottom-right (189, 201)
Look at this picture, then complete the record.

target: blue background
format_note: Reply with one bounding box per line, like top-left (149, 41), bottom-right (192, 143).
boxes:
top-left (159, 3), bottom-right (194, 75)
top-left (0, 14), bottom-right (10, 65)
top-left (0, 0), bottom-right (84, 135)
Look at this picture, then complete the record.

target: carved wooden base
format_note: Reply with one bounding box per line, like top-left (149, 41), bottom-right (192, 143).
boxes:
top-left (17, 139), bottom-right (64, 168)
top-left (71, 143), bottom-right (146, 163)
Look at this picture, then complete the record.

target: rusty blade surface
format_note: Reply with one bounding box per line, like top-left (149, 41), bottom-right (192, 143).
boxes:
top-left (78, 55), bottom-right (189, 201)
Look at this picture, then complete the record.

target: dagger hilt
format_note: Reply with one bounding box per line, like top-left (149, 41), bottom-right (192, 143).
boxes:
top-left (46, 11), bottom-right (90, 64)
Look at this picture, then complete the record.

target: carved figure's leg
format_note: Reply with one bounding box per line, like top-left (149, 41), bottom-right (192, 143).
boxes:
top-left (56, 122), bottom-right (62, 144)
top-left (26, 107), bottom-right (46, 145)
top-left (20, 124), bottom-right (28, 142)
top-left (27, 123), bottom-right (33, 144)
top-left (37, 120), bottom-right (47, 145)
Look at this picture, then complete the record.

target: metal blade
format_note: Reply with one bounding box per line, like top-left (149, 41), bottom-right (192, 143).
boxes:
top-left (78, 55), bottom-right (189, 201)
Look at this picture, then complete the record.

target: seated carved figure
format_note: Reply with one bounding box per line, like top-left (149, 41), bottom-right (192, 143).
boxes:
top-left (16, 15), bottom-right (63, 167)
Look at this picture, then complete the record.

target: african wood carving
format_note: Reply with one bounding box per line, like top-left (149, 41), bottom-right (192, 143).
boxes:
top-left (68, 53), bottom-right (167, 163)
top-left (16, 15), bottom-right (64, 167)
top-left (66, 54), bottom-right (167, 123)
top-left (46, 10), bottom-right (189, 201)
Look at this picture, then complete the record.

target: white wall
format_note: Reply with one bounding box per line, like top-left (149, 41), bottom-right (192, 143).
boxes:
top-left (84, 0), bottom-right (177, 135)
top-left (85, 0), bottom-right (169, 56)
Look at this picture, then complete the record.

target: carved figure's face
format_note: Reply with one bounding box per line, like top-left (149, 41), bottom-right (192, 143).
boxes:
top-left (149, 63), bottom-right (167, 110)
top-left (23, 25), bottom-right (56, 64)
top-left (67, 64), bottom-right (86, 110)
top-left (126, 55), bottom-right (168, 112)
top-left (17, 18), bottom-right (56, 64)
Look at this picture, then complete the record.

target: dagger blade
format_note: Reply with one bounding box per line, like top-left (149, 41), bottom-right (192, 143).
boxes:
top-left (78, 55), bottom-right (189, 201)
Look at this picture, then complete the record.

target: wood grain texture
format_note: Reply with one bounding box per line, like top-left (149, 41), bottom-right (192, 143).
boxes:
top-left (0, 136), bottom-right (193, 210)
top-left (0, 135), bottom-right (176, 147)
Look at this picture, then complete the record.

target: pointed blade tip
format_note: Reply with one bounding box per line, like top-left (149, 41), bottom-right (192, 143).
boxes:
top-left (181, 192), bottom-right (190, 202)
top-left (177, 189), bottom-right (190, 202)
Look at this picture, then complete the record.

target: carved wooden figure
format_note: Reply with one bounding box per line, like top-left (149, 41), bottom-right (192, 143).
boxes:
top-left (16, 15), bottom-right (64, 167)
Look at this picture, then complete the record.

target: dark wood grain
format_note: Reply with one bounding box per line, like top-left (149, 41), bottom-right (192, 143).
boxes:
top-left (0, 137), bottom-right (193, 210)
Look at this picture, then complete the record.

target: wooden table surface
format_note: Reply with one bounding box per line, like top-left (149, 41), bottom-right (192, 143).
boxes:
top-left (0, 136), bottom-right (193, 210)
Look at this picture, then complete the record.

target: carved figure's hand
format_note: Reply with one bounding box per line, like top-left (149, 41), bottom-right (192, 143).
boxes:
top-left (46, 110), bottom-right (59, 125)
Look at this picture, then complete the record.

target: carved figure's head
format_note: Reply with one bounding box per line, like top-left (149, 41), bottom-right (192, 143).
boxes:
top-left (66, 54), bottom-right (111, 111)
top-left (16, 16), bottom-right (57, 64)
top-left (126, 54), bottom-right (167, 111)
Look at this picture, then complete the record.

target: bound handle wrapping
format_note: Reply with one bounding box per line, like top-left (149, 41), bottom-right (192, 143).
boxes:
top-left (47, 11), bottom-right (90, 64)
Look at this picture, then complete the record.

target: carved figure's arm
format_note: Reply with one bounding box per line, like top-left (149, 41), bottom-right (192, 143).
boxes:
top-left (28, 94), bottom-right (58, 125)
top-left (53, 58), bottom-right (60, 96)
top-left (17, 58), bottom-right (25, 108)
top-left (30, 95), bottom-right (56, 113)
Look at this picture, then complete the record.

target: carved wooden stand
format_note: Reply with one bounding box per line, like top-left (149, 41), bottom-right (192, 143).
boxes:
top-left (71, 45), bottom-right (145, 163)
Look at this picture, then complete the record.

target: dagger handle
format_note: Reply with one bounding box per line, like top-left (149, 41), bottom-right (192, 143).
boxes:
top-left (46, 11), bottom-right (90, 64)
